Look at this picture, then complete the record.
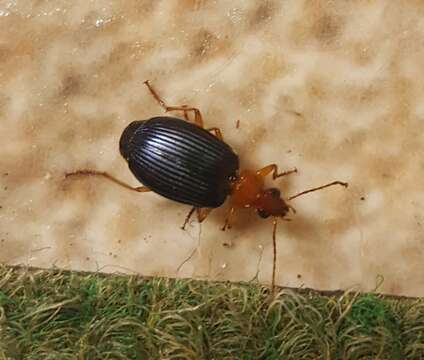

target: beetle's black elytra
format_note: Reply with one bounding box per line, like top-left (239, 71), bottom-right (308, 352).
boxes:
top-left (120, 116), bottom-right (239, 208)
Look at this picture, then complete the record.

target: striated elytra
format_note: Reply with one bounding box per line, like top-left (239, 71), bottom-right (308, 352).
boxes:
top-left (119, 116), bottom-right (239, 208)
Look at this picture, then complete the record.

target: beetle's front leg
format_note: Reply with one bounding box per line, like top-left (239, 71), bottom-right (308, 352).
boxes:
top-left (256, 164), bottom-right (297, 180)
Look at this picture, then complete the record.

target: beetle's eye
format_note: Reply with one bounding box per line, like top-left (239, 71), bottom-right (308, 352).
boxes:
top-left (257, 208), bottom-right (270, 218)
top-left (269, 188), bottom-right (281, 198)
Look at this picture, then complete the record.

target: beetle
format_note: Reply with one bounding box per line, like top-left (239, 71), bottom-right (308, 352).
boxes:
top-left (66, 80), bottom-right (348, 294)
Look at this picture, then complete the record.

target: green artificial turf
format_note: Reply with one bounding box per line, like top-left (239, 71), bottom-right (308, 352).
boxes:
top-left (0, 265), bottom-right (423, 359)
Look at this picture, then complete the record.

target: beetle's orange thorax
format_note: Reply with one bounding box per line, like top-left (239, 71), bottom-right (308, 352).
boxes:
top-left (229, 170), bottom-right (264, 208)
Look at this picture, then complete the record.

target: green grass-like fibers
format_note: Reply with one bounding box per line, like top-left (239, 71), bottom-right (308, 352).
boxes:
top-left (0, 265), bottom-right (423, 359)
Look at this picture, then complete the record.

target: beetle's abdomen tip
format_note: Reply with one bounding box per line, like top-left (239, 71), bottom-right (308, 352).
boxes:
top-left (119, 120), bottom-right (146, 159)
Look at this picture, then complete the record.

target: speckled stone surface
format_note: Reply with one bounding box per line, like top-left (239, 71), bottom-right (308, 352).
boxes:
top-left (1, 1), bottom-right (424, 296)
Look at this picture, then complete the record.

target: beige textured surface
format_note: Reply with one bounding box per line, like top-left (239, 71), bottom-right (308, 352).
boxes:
top-left (1, 1), bottom-right (424, 296)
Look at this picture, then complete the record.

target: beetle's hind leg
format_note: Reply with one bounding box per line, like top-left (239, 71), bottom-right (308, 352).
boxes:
top-left (65, 170), bottom-right (150, 193)
top-left (144, 80), bottom-right (204, 128)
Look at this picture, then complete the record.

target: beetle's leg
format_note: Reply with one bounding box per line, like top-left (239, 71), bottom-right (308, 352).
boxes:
top-left (256, 164), bottom-right (298, 180)
top-left (65, 170), bottom-right (150, 193)
top-left (181, 207), bottom-right (212, 229)
top-left (197, 208), bottom-right (212, 222)
top-left (288, 181), bottom-right (348, 201)
top-left (206, 127), bottom-right (223, 141)
top-left (181, 207), bottom-right (196, 230)
top-left (182, 109), bottom-right (190, 122)
top-left (163, 105), bottom-right (203, 128)
top-left (221, 207), bottom-right (236, 231)
top-left (221, 207), bottom-right (236, 247)
top-left (144, 80), bottom-right (168, 109)
top-left (144, 80), bottom-right (204, 128)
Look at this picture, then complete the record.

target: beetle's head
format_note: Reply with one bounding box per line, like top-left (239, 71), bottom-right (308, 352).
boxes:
top-left (119, 120), bottom-right (146, 160)
top-left (254, 187), bottom-right (296, 219)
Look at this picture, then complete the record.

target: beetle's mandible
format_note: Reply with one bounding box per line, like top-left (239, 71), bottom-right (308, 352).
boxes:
top-left (66, 80), bottom-right (348, 294)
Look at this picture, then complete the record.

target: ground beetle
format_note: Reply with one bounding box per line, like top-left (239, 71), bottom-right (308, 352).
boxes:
top-left (66, 81), bottom-right (348, 293)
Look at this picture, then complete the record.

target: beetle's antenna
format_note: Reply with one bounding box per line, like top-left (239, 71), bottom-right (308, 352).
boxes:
top-left (271, 218), bottom-right (278, 296)
top-left (288, 181), bottom-right (348, 201)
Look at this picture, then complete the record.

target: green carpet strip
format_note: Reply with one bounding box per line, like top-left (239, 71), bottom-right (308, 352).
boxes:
top-left (0, 265), bottom-right (423, 359)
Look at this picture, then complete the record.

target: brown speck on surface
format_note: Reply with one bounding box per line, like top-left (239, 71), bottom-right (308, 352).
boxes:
top-left (249, 1), bottom-right (276, 28)
top-left (351, 43), bottom-right (376, 67)
top-left (192, 30), bottom-right (219, 59)
top-left (59, 73), bottom-right (83, 98)
top-left (312, 14), bottom-right (341, 43)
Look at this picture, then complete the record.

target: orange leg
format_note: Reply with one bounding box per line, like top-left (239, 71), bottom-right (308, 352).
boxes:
top-left (256, 164), bottom-right (298, 180)
top-left (220, 207), bottom-right (236, 247)
top-left (181, 207), bottom-right (212, 229)
top-left (206, 127), bottom-right (223, 141)
top-left (144, 80), bottom-right (204, 128)
top-left (197, 208), bottom-right (212, 222)
top-left (65, 170), bottom-right (150, 193)
top-left (221, 207), bottom-right (236, 231)
top-left (288, 181), bottom-right (348, 201)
